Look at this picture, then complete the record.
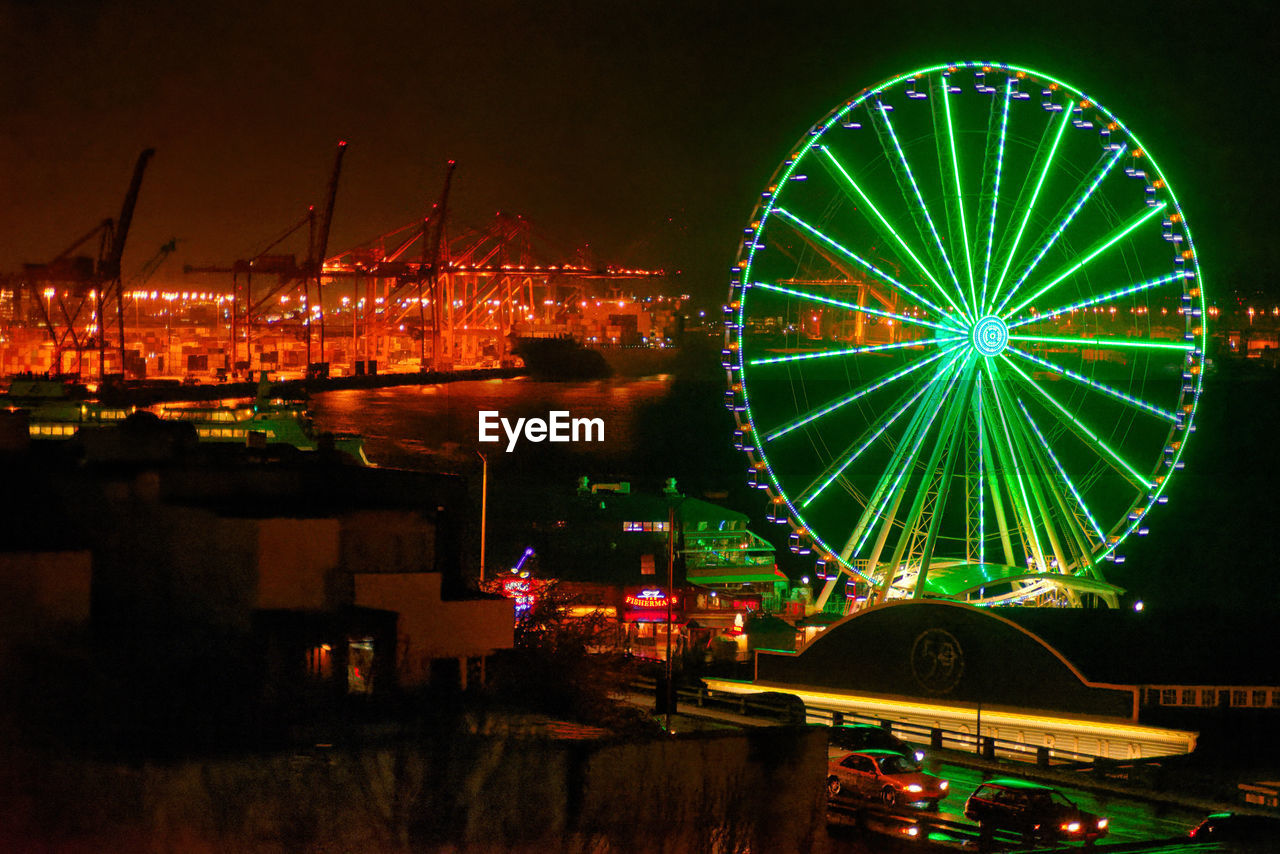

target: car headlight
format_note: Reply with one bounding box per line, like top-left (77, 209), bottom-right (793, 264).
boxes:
top-left (914, 750), bottom-right (925, 762)
top-left (1062, 821), bottom-right (1081, 833)
top-left (907, 784), bottom-right (923, 793)
top-left (1097, 818), bottom-right (1109, 829)
top-left (940, 781), bottom-right (948, 790)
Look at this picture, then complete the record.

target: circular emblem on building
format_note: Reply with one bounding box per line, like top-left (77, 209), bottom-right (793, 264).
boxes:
top-left (910, 628), bottom-right (965, 694)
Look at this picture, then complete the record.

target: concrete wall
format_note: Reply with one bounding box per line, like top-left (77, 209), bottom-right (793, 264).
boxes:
top-left (254, 517), bottom-right (341, 610)
top-left (0, 725), bottom-right (829, 853)
top-left (0, 550), bottom-right (92, 638)
top-left (354, 572), bottom-right (514, 686)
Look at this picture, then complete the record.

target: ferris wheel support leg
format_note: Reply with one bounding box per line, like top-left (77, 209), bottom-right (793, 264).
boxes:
top-left (874, 364), bottom-right (975, 603)
top-left (980, 397), bottom-right (1018, 567)
top-left (994, 384), bottom-right (1072, 575)
top-left (837, 358), bottom-right (961, 562)
top-left (813, 574), bottom-right (842, 613)
top-left (1020, 415), bottom-right (1098, 577)
top-left (912, 397), bottom-right (968, 599)
top-left (983, 362), bottom-right (1051, 574)
top-left (867, 489), bottom-right (908, 605)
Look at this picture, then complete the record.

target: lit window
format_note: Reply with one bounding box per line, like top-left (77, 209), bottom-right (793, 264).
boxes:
top-left (347, 637), bottom-right (375, 695)
top-left (306, 644), bottom-right (332, 679)
top-left (1161, 688), bottom-right (1177, 705)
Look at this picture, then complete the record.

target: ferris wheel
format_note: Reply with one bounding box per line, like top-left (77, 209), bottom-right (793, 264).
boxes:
top-left (723, 62), bottom-right (1206, 609)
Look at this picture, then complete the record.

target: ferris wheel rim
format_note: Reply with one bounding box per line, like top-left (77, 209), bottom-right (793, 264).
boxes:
top-left (726, 61), bottom-right (1207, 605)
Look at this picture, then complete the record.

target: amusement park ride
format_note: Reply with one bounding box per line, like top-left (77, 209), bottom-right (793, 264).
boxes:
top-left (723, 62), bottom-right (1207, 611)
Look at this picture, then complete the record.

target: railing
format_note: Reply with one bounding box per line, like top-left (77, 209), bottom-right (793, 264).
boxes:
top-left (640, 679), bottom-right (1117, 767)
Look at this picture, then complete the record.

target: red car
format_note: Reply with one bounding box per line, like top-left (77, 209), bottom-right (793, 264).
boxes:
top-left (825, 749), bottom-right (949, 809)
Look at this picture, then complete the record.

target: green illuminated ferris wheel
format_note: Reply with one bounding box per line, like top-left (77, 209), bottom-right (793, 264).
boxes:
top-left (723, 62), bottom-right (1207, 608)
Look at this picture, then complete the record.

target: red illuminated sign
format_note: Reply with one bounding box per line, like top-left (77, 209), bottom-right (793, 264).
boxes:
top-left (624, 588), bottom-right (679, 609)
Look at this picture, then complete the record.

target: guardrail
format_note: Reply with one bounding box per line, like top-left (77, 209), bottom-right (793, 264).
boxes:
top-left (639, 678), bottom-right (1117, 767)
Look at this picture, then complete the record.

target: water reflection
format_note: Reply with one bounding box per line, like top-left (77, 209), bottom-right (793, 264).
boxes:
top-left (311, 376), bottom-right (674, 474)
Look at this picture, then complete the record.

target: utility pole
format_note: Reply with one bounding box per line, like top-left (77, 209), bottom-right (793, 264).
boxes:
top-left (665, 501), bottom-right (676, 731)
top-left (477, 450), bottom-right (488, 582)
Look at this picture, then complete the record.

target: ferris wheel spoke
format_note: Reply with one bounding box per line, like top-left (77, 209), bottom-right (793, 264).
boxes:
top-left (815, 146), bottom-right (971, 321)
top-left (981, 359), bottom-right (1050, 571)
top-left (763, 346), bottom-right (959, 442)
top-left (997, 145), bottom-right (1128, 313)
top-left (993, 382), bottom-right (1077, 574)
top-left (870, 100), bottom-right (973, 323)
top-left (1016, 398), bottom-right (1108, 547)
top-left (752, 281), bottom-right (961, 334)
top-left (847, 353), bottom-right (971, 561)
top-left (939, 74), bottom-right (978, 313)
top-left (770, 207), bottom-right (960, 323)
top-left (895, 362), bottom-right (976, 599)
top-left (987, 105), bottom-right (1074, 313)
top-left (1005, 346), bottom-right (1180, 422)
top-left (979, 77), bottom-right (1013, 312)
top-left (748, 336), bottom-right (962, 367)
top-left (799, 346), bottom-right (968, 508)
top-left (1000, 201), bottom-right (1169, 319)
top-left (1007, 271), bottom-right (1184, 330)
top-left (999, 354), bottom-right (1155, 489)
top-left (1009, 333), bottom-right (1194, 352)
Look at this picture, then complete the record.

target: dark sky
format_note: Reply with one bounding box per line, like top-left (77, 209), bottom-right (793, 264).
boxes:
top-left (2, 0), bottom-right (1276, 305)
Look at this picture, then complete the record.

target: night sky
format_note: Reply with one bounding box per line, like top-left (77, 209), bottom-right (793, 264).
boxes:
top-left (2, 0), bottom-right (1277, 305)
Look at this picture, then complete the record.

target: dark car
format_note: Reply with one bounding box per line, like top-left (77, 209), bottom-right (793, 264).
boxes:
top-left (826, 750), bottom-right (949, 809)
top-left (743, 691), bottom-right (807, 725)
top-left (964, 779), bottom-right (1108, 844)
top-left (1190, 813), bottom-right (1280, 845)
top-left (828, 723), bottom-right (925, 762)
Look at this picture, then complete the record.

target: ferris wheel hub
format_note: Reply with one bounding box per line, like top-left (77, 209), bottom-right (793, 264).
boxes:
top-left (971, 315), bottom-right (1010, 357)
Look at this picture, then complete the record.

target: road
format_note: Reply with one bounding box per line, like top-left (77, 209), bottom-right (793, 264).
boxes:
top-left (823, 750), bottom-right (1209, 852)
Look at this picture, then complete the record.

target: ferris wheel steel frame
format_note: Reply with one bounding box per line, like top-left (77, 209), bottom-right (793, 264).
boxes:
top-left (723, 61), bottom-right (1207, 609)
